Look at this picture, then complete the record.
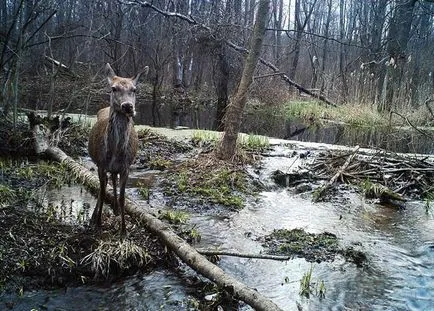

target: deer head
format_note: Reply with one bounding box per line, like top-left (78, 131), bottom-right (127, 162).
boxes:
top-left (106, 63), bottom-right (149, 117)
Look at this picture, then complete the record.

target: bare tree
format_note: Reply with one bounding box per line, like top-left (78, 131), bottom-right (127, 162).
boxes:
top-left (380, 0), bottom-right (418, 112)
top-left (217, 0), bottom-right (270, 160)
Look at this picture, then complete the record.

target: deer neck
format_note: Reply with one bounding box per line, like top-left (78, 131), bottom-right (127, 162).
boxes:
top-left (104, 108), bottom-right (133, 172)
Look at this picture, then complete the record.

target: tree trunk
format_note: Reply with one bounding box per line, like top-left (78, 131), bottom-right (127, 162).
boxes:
top-left (289, 0), bottom-right (302, 81)
top-left (339, 0), bottom-right (348, 103)
top-left (370, 0), bottom-right (388, 106)
top-left (319, 0), bottom-right (332, 93)
top-left (213, 45), bottom-right (230, 131)
top-left (32, 125), bottom-right (282, 311)
top-left (217, 0), bottom-right (270, 160)
top-left (380, 0), bottom-right (417, 112)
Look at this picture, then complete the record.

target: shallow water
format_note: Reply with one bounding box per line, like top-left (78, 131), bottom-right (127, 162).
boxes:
top-left (2, 144), bottom-right (433, 311)
top-left (3, 270), bottom-right (196, 311)
top-left (134, 103), bottom-right (434, 154)
top-left (190, 150), bottom-right (434, 310)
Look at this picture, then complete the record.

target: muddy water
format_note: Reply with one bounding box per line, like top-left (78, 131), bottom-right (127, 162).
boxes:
top-left (4, 144), bottom-right (434, 310)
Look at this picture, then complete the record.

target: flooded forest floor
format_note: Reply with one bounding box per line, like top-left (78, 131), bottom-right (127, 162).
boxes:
top-left (1, 118), bottom-right (434, 309)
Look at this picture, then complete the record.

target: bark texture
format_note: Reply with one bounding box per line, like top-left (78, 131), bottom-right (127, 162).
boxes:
top-left (217, 0), bottom-right (270, 160)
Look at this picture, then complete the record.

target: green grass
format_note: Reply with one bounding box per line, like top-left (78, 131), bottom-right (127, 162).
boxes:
top-left (191, 130), bottom-right (221, 146)
top-left (0, 184), bottom-right (17, 207)
top-left (239, 134), bottom-right (270, 150)
top-left (159, 210), bottom-right (190, 224)
top-left (300, 265), bottom-right (314, 298)
top-left (281, 101), bottom-right (389, 127)
top-left (171, 167), bottom-right (247, 209)
top-left (137, 184), bottom-right (150, 201)
top-left (192, 130), bottom-right (269, 151)
top-left (299, 265), bottom-right (326, 299)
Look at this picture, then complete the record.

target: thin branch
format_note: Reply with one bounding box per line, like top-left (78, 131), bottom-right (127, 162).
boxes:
top-left (24, 10), bottom-right (57, 48)
top-left (197, 250), bottom-right (292, 261)
top-left (253, 72), bottom-right (284, 80)
top-left (124, 0), bottom-right (337, 107)
top-left (390, 111), bottom-right (433, 138)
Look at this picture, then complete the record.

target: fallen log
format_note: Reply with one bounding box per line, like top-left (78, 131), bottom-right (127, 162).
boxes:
top-left (34, 125), bottom-right (282, 311)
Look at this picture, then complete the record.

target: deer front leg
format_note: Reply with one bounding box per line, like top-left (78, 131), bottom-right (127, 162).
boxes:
top-left (119, 170), bottom-right (128, 236)
top-left (111, 172), bottom-right (120, 216)
top-left (91, 167), bottom-right (107, 227)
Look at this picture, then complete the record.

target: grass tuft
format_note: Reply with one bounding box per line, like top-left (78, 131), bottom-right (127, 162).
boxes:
top-left (191, 130), bottom-right (221, 146)
top-left (239, 134), bottom-right (270, 150)
top-left (81, 239), bottom-right (150, 278)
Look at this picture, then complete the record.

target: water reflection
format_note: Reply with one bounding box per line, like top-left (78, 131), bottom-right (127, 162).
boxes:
top-left (1, 271), bottom-right (195, 311)
top-left (136, 102), bottom-right (434, 154)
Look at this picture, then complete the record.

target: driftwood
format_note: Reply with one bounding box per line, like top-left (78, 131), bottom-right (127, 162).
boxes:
top-left (314, 145), bottom-right (359, 201)
top-left (32, 125), bottom-right (282, 311)
top-left (310, 146), bottom-right (434, 202)
top-left (197, 249), bottom-right (292, 261)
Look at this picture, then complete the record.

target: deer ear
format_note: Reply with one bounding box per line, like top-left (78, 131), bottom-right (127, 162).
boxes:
top-left (106, 63), bottom-right (116, 84)
top-left (132, 66), bottom-right (149, 86)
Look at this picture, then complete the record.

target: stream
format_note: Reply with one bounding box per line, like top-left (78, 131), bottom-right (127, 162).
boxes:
top-left (2, 140), bottom-right (434, 310)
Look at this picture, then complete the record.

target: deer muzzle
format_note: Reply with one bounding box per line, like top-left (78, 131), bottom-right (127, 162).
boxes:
top-left (121, 102), bottom-right (135, 116)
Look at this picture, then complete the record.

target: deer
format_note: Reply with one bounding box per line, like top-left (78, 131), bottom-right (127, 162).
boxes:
top-left (88, 63), bottom-right (149, 235)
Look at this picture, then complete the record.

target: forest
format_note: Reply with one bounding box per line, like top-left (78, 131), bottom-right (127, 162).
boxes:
top-left (2, 0), bottom-right (434, 130)
top-left (1, 1), bottom-right (434, 310)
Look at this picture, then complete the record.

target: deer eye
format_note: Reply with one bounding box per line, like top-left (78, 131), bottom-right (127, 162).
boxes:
top-left (111, 86), bottom-right (117, 92)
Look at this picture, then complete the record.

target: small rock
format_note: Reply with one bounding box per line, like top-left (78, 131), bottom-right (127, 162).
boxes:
top-left (294, 183), bottom-right (312, 193)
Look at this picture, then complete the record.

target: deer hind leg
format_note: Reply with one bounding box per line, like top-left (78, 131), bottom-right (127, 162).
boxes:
top-left (111, 172), bottom-right (120, 216)
top-left (119, 170), bottom-right (128, 236)
top-left (91, 167), bottom-right (107, 227)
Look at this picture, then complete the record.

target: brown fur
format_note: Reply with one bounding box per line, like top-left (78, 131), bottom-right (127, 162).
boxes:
top-left (88, 63), bottom-right (148, 235)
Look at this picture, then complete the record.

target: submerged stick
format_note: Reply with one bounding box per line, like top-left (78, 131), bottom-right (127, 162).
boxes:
top-left (197, 250), bottom-right (292, 261)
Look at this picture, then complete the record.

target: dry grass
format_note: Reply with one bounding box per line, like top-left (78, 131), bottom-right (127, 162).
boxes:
top-left (81, 239), bottom-right (151, 278)
top-left (282, 100), bottom-right (434, 128)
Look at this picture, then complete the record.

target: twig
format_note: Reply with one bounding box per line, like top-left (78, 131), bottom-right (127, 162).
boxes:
top-left (197, 250), bottom-right (292, 261)
top-left (391, 111), bottom-right (433, 138)
top-left (314, 145), bottom-right (360, 202)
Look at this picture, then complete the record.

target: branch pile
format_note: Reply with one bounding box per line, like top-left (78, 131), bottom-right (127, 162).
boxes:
top-left (310, 148), bottom-right (434, 201)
